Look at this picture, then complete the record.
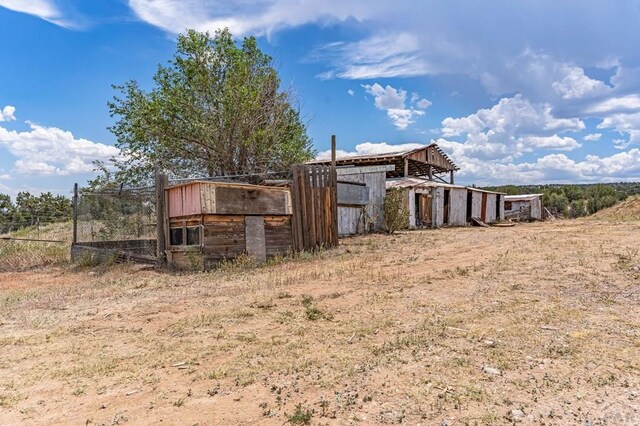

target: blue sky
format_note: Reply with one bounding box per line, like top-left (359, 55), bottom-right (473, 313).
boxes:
top-left (1, 0), bottom-right (640, 197)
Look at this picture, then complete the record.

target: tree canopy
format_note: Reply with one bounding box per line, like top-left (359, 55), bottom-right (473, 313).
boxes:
top-left (108, 29), bottom-right (313, 184)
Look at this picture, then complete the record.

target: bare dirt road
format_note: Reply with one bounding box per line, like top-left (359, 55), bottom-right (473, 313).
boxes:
top-left (1, 219), bottom-right (639, 425)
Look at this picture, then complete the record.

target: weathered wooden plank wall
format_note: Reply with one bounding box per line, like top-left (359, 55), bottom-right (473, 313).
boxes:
top-left (291, 164), bottom-right (338, 252)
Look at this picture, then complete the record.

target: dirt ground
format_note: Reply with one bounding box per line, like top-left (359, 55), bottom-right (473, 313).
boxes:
top-left (1, 219), bottom-right (639, 425)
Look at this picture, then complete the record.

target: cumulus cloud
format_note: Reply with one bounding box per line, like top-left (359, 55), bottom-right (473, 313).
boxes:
top-left (552, 66), bottom-right (610, 100)
top-left (362, 83), bottom-right (430, 130)
top-left (440, 94), bottom-right (583, 161)
top-left (347, 89), bottom-right (355, 96)
top-left (584, 133), bottom-right (602, 142)
top-left (436, 138), bottom-right (640, 185)
top-left (0, 113), bottom-right (119, 176)
top-left (0, 105), bottom-right (16, 122)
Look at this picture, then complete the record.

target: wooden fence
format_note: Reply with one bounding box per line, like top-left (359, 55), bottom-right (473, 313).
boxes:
top-left (291, 164), bottom-right (338, 252)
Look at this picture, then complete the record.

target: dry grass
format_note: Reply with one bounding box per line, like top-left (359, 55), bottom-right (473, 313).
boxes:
top-left (1, 220), bottom-right (640, 425)
top-left (592, 196), bottom-right (640, 222)
top-left (0, 222), bottom-right (72, 272)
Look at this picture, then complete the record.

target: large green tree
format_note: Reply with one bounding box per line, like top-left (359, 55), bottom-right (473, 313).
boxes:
top-left (108, 29), bottom-right (313, 183)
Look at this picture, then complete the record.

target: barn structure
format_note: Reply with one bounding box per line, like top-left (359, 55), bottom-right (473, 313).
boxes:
top-left (165, 181), bottom-right (294, 270)
top-left (308, 143), bottom-right (460, 234)
top-left (308, 143), bottom-right (459, 183)
top-left (386, 178), bottom-right (505, 228)
top-left (504, 194), bottom-right (544, 221)
top-left (467, 187), bottom-right (506, 224)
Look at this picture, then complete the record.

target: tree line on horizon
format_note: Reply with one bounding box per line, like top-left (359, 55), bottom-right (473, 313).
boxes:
top-left (482, 182), bottom-right (640, 218)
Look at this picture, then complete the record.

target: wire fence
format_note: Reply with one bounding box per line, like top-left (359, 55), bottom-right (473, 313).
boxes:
top-left (75, 186), bottom-right (158, 258)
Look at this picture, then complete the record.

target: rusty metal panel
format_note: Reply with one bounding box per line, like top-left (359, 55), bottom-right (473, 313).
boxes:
top-left (167, 186), bottom-right (184, 217)
top-left (181, 183), bottom-right (202, 216)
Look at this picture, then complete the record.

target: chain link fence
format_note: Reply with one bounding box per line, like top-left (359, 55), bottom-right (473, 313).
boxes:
top-left (73, 186), bottom-right (158, 263)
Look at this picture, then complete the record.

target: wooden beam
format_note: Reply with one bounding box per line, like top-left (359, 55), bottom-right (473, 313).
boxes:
top-left (404, 158), bottom-right (409, 177)
top-left (450, 170), bottom-right (455, 185)
top-left (155, 171), bottom-right (168, 267)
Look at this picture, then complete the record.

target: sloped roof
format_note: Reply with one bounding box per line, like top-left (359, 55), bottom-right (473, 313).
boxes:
top-left (504, 194), bottom-right (544, 201)
top-left (386, 177), bottom-right (466, 190)
top-left (307, 143), bottom-right (459, 178)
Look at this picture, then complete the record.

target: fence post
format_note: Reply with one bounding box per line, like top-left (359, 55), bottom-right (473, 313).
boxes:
top-left (72, 183), bottom-right (78, 245)
top-left (155, 171), bottom-right (168, 267)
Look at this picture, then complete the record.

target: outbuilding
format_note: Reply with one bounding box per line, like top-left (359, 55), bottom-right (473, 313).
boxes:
top-left (165, 181), bottom-right (294, 269)
top-left (466, 187), bottom-right (505, 224)
top-left (386, 178), bottom-right (471, 228)
top-left (504, 194), bottom-right (544, 221)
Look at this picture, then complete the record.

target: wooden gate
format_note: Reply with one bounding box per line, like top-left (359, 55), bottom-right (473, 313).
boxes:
top-left (291, 164), bottom-right (338, 252)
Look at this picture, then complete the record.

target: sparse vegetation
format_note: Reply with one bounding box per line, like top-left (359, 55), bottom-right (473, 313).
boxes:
top-left (383, 188), bottom-right (409, 233)
top-left (1, 219), bottom-right (639, 424)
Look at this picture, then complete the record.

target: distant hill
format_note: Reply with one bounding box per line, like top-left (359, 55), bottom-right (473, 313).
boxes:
top-left (591, 196), bottom-right (640, 221)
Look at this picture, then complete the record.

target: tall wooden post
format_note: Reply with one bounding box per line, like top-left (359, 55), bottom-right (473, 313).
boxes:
top-left (450, 170), bottom-right (455, 185)
top-left (72, 183), bottom-right (78, 245)
top-left (404, 158), bottom-right (409, 177)
top-left (155, 171), bottom-right (168, 267)
top-left (330, 135), bottom-right (338, 246)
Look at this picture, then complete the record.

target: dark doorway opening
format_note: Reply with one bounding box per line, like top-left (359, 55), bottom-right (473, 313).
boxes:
top-left (466, 191), bottom-right (473, 221)
top-left (443, 189), bottom-right (450, 224)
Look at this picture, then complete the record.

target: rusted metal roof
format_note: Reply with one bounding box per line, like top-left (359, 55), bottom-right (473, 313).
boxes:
top-left (504, 194), bottom-right (544, 201)
top-left (386, 177), bottom-right (466, 190)
top-left (307, 143), bottom-right (459, 177)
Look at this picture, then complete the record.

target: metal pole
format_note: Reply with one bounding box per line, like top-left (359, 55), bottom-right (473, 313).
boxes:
top-left (72, 183), bottom-right (78, 245)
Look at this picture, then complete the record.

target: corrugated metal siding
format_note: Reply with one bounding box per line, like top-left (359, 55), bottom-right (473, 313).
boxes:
top-left (471, 191), bottom-right (482, 219)
top-left (531, 198), bottom-right (542, 219)
top-left (448, 188), bottom-right (467, 226)
top-left (168, 182), bottom-right (202, 217)
top-left (485, 193), bottom-right (497, 223)
top-left (432, 187), bottom-right (444, 228)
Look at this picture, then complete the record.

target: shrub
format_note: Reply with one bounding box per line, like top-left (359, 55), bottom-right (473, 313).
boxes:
top-left (384, 188), bottom-right (409, 234)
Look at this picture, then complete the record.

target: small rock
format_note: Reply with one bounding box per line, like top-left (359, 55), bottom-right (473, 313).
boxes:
top-left (482, 365), bottom-right (501, 375)
top-left (88, 271), bottom-right (97, 276)
top-left (511, 409), bottom-right (525, 419)
top-left (483, 340), bottom-right (496, 347)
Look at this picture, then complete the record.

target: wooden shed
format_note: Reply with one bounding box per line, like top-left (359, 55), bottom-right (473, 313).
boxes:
top-left (336, 165), bottom-right (393, 235)
top-left (504, 194), bottom-right (544, 221)
top-left (165, 181), bottom-right (293, 269)
top-left (466, 188), bottom-right (505, 224)
top-left (386, 178), bottom-right (470, 228)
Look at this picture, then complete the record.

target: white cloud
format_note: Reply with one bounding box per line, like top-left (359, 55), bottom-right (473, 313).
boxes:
top-left (0, 0), bottom-right (72, 27)
top-left (416, 99), bottom-right (432, 109)
top-left (347, 89), bottom-right (355, 96)
top-left (436, 138), bottom-right (640, 185)
top-left (552, 65), bottom-right (610, 100)
top-left (314, 32), bottom-right (434, 79)
top-left (362, 83), bottom-right (430, 130)
top-left (587, 95), bottom-right (640, 115)
top-left (596, 112), bottom-right (640, 149)
top-left (440, 95), bottom-right (583, 160)
top-left (0, 114), bottom-right (119, 176)
top-left (584, 133), bottom-right (602, 141)
top-left (0, 105), bottom-right (16, 122)
top-left (316, 141), bottom-right (424, 160)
